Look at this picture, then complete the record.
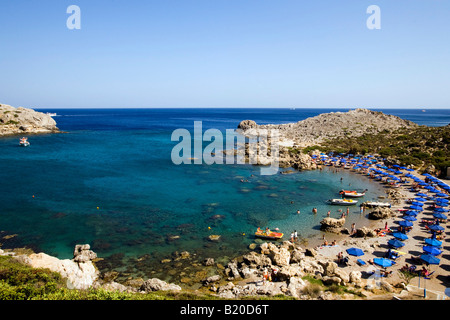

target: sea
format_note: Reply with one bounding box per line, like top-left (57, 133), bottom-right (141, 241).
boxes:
top-left (0, 108), bottom-right (448, 282)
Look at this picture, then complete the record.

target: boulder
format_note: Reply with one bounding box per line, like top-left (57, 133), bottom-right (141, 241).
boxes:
top-left (203, 258), bottom-right (215, 266)
top-left (242, 251), bottom-right (272, 267)
top-left (140, 278), bottom-right (181, 292)
top-left (290, 249), bottom-right (305, 263)
top-left (270, 247), bottom-right (291, 266)
top-left (355, 227), bottom-right (377, 238)
top-left (225, 261), bottom-right (241, 279)
top-left (73, 244), bottom-right (97, 263)
top-left (349, 271), bottom-right (362, 284)
top-left (237, 120), bottom-right (258, 131)
top-left (368, 207), bottom-right (393, 220)
top-left (320, 217), bottom-right (346, 233)
top-left (26, 250), bottom-right (99, 290)
top-left (203, 275), bottom-right (221, 285)
top-left (286, 277), bottom-right (307, 298)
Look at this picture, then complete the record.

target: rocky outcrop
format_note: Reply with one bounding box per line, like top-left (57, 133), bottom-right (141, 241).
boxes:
top-left (0, 103), bottom-right (59, 136)
top-left (368, 207), bottom-right (394, 220)
top-left (21, 244), bottom-right (99, 290)
top-left (213, 240), bottom-right (373, 299)
top-left (320, 217), bottom-right (346, 234)
top-left (237, 120), bottom-right (258, 131)
top-left (238, 109), bottom-right (418, 148)
top-left (140, 278), bottom-right (182, 292)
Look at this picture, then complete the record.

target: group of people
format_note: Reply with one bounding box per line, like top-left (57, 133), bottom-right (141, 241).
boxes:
top-left (290, 230), bottom-right (298, 242)
top-left (262, 267), bottom-right (279, 284)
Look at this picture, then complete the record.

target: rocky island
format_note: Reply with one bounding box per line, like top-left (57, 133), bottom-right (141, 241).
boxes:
top-left (0, 103), bottom-right (59, 136)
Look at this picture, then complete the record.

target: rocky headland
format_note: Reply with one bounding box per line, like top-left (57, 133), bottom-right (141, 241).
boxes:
top-left (0, 103), bottom-right (59, 136)
top-left (236, 108), bottom-right (449, 177)
top-left (237, 108), bottom-right (418, 148)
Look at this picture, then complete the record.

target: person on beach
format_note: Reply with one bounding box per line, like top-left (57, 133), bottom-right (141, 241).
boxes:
top-left (263, 269), bottom-right (269, 284)
top-left (351, 223), bottom-right (356, 236)
top-left (337, 251), bottom-right (343, 264)
top-left (294, 230), bottom-right (298, 241)
top-left (346, 207), bottom-right (349, 215)
top-left (327, 210), bottom-right (331, 217)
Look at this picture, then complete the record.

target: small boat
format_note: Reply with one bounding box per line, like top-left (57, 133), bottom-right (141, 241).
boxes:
top-left (339, 189), bottom-right (367, 198)
top-left (19, 137), bottom-right (30, 147)
top-left (361, 201), bottom-right (391, 208)
top-left (327, 198), bottom-right (358, 206)
top-left (255, 228), bottom-right (283, 240)
top-left (46, 112), bottom-right (58, 117)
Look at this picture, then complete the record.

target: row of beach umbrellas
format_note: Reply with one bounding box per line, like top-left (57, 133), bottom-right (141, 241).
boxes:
top-left (320, 154), bottom-right (448, 268)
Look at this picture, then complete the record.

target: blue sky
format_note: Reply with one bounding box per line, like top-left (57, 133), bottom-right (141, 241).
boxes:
top-left (0, 0), bottom-right (449, 108)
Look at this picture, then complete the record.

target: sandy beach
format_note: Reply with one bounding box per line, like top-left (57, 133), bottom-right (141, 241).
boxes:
top-left (312, 166), bottom-right (449, 299)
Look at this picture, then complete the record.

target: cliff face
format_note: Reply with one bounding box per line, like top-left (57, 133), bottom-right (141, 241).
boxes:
top-left (238, 108), bottom-right (419, 148)
top-left (0, 103), bottom-right (59, 136)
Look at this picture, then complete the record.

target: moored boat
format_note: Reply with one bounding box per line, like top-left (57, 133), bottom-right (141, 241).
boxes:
top-left (361, 201), bottom-right (391, 208)
top-left (327, 198), bottom-right (358, 206)
top-left (339, 189), bottom-right (367, 198)
top-left (19, 137), bottom-right (30, 147)
top-left (255, 228), bottom-right (283, 240)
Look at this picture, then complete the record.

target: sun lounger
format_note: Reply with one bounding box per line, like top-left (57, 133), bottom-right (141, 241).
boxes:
top-left (357, 259), bottom-right (366, 266)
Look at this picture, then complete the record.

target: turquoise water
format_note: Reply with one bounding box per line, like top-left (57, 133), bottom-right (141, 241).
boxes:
top-left (0, 108), bottom-right (447, 279)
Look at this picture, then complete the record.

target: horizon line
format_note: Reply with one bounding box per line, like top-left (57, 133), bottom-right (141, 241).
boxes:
top-left (33, 106), bottom-right (449, 110)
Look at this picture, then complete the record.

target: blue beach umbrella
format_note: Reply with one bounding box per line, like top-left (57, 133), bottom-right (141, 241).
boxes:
top-left (392, 232), bottom-right (408, 240)
top-left (417, 193), bottom-right (428, 197)
top-left (411, 202), bottom-right (423, 206)
top-left (404, 210), bottom-right (418, 216)
top-left (434, 208), bottom-right (449, 212)
top-left (414, 198), bottom-right (427, 202)
top-left (436, 193), bottom-right (448, 197)
top-left (420, 254), bottom-right (440, 265)
top-left (388, 239), bottom-right (405, 248)
top-left (346, 248), bottom-right (365, 256)
top-left (425, 238), bottom-right (442, 247)
top-left (423, 246), bottom-right (443, 256)
top-left (373, 258), bottom-right (395, 268)
top-left (429, 225), bottom-right (445, 232)
top-left (399, 220), bottom-right (413, 227)
top-left (409, 206), bottom-right (423, 211)
top-left (403, 215), bottom-right (417, 222)
top-left (433, 213), bottom-right (447, 220)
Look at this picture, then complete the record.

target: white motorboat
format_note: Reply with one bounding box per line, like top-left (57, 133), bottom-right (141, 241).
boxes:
top-left (19, 137), bottom-right (30, 147)
top-left (361, 201), bottom-right (391, 208)
top-left (327, 198), bottom-right (358, 206)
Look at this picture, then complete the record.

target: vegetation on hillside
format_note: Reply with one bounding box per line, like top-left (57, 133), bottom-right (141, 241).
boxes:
top-left (0, 255), bottom-right (217, 300)
top-left (305, 125), bottom-right (450, 177)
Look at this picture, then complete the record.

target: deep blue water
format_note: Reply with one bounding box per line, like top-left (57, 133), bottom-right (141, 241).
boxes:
top-left (0, 108), bottom-right (448, 280)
